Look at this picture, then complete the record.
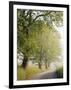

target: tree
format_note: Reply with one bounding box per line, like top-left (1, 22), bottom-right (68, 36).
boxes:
top-left (32, 23), bottom-right (61, 69)
top-left (17, 9), bottom-right (63, 69)
top-left (40, 24), bottom-right (61, 68)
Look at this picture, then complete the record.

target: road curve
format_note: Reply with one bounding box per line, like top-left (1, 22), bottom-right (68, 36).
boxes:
top-left (30, 70), bottom-right (57, 80)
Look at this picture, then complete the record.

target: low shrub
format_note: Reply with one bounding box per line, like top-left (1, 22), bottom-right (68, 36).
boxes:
top-left (56, 67), bottom-right (63, 78)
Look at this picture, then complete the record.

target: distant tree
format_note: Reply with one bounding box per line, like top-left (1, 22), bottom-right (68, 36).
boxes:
top-left (33, 23), bottom-right (61, 69)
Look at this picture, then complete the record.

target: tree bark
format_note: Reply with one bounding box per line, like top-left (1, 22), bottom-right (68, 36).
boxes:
top-left (38, 62), bottom-right (42, 69)
top-left (45, 63), bottom-right (48, 69)
top-left (44, 59), bottom-right (48, 69)
top-left (22, 55), bottom-right (28, 69)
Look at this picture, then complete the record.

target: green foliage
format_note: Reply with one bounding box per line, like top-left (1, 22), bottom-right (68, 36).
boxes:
top-left (56, 67), bottom-right (63, 78)
top-left (40, 24), bottom-right (61, 62)
top-left (17, 9), bottom-right (63, 68)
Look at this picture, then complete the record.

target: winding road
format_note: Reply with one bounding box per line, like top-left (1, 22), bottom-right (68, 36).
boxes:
top-left (30, 70), bottom-right (57, 80)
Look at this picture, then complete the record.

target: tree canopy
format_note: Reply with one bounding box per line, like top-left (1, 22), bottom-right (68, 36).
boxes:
top-left (17, 9), bottom-right (63, 69)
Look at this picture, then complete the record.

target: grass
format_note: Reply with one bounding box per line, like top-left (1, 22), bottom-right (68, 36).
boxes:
top-left (17, 67), bottom-right (25, 80)
top-left (56, 67), bottom-right (63, 78)
top-left (17, 64), bottom-right (63, 80)
top-left (17, 65), bottom-right (48, 80)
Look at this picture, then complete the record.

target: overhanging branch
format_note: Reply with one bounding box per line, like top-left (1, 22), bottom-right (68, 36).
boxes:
top-left (32, 11), bottom-right (52, 23)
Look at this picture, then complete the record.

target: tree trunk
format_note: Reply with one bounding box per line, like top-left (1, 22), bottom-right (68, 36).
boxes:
top-left (47, 61), bottom-right (50, 68)
top-left (44, 59), bottom-right (47, 69)
top-left (22, 55), bottom-right (28, 69)
top-left (38, 62), bottom-right (42, 69)
top-left (45, 63), bottom-right (47, 69)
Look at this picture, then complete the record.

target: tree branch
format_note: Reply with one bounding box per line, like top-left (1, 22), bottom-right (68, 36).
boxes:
top-left (32, 11), bottom-right (52, 23)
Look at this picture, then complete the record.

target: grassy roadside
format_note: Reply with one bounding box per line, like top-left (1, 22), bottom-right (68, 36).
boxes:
top-left (17, 65), bottom-right (48, 80)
